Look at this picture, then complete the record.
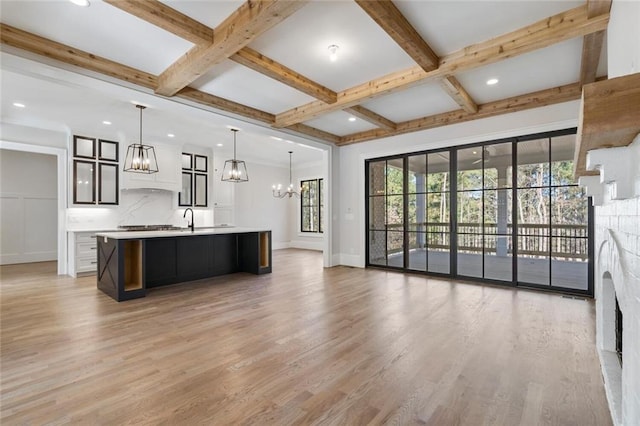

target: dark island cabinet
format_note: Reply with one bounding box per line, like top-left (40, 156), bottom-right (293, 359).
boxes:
top-left (98, 230), bottom-right (271, 301)
top-left (145, 238), bottom-right (178, 287)
top-left (97, 238), bottom-right (145, 302)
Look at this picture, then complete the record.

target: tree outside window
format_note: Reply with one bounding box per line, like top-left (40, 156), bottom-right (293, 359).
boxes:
top-left (301, 178), bottom-right (323, 233)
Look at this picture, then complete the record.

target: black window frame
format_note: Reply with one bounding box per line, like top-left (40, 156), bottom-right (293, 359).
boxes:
top-left (364, 128), bottom-right (594, 297)
top-left (300, 178), bottom-right (323, 233)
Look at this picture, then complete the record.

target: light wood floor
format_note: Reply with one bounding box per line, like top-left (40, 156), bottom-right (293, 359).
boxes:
top-left (1, 249), bottom-right (611, 425)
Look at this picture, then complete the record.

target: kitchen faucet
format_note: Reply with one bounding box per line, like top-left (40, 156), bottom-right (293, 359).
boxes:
top-left (183, 208), bottom-right (194, 232)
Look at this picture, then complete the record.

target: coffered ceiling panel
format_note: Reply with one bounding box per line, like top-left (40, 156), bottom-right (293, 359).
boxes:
top-left (361, 82), bottom-right (461, 123)
top-left (247, 0), bottom-right (417, 92)
top-left (456, 38), bottom-right (583, 104)
top-left (0, 0), bottom-right (192, 75)
top-left (191, 61), bottom-right (316, 113)
top-left (304, 110), bottom-right (379, 137)
top-left (395, 0), bottom-right (584, 56)
top-left (163, 0), bottom-right (243, 29)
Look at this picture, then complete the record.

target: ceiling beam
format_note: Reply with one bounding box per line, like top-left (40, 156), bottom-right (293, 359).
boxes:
top-left (579, 0), bottom-right (611, 85)
top-left (103, 0), bottom-right (213, 45)
top-left (354, 0), bottom-right (439, 71)
top-left (230, 47), bottom-right (337, 104)
top-left (439, 76), bottom-right (478, 113)
top-left (274, 4), bottom-right (609, 128)
top-left (177, 87), bottom-right (275, 125)
top-left (338, 82), bottom-right (582, 145)
top-left (0, 23), bottom-right (158, 89)
top-left (344, 106), bottom-right (397, 131)
top-left (155, 0), bottom-right (307, 97)
top-left (286, 123), bottom-right (342, 144)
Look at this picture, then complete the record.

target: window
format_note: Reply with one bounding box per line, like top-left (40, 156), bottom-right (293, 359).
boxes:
top-left (365, 128), bottom-right (593, 296)
top-left (301, 178), bottom-right (323, 233)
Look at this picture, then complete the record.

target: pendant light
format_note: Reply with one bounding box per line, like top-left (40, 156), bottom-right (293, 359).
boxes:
top-left (272, 151), bottom-right (301, 198)
top-left (221, 128), bottom-right (249, 182)
top-left (123, 105), bottom-right (158, 174)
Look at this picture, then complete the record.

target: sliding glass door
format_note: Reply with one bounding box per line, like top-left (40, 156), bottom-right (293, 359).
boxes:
top-left (365, 129), bottom-right (592, 295)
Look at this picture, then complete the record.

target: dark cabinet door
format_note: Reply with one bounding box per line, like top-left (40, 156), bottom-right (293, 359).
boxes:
top-left (212, 234), bottom-right (238, 275)
top-left (177, 235), bottom-right (213, 281)
top-left (145, 238), bottom-right (178, 287)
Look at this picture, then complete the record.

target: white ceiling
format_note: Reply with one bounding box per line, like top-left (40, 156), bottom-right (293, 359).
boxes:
top-left (0, 0), bottom-right (608, 157)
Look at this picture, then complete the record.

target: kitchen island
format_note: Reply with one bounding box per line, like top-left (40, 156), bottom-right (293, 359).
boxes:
top-left (95, 227), bottom-right (271, 301)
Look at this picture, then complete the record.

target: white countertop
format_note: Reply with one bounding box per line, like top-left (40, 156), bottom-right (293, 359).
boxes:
top-left (95, 227), bottom-right (269, 240)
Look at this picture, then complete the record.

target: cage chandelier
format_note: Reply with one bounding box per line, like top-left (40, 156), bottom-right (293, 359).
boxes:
top-left (123, 104), bottom-right (159, 174)
top-left (221, 128), bottom-right (249, 182)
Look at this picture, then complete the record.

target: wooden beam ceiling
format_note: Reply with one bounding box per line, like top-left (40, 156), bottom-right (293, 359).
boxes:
top-left (275, 4), bottom-right (609, 128)
top-left (338, 82), bottom-right (583, 145)
top-left (354, 0), bottom-right (439, 71)
top-left (1, 2), bottom-right (611, 148)
top-left (439, 76), bottom-right (478, 114)
top-left (0, 23), bottom-right (341, 144)
top-left (355, 0), bottom-right (478, 113)
top-left (230, 47), bottom-right (337, 104)
top-left (105, 0), bottom-right (402, 133)
top-left (579, 0), bottom-right (612, 85)
top-left (156, 0), bottom-right (307, 96)
top-left (344, 106), bottom-right (397, 131)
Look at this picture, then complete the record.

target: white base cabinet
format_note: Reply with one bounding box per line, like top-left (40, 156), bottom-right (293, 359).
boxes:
top-left (68, 231), bottom-right (110, 277)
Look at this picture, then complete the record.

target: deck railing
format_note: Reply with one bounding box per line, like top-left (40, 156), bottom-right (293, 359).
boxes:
top-left (379, 223), bottom-right (588, 260)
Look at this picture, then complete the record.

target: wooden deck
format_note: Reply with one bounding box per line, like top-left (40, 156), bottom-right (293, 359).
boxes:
top-left (1, 249), bottom-right (609, 424)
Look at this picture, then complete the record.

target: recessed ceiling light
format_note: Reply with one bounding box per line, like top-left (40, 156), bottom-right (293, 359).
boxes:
top-left (167, 133), bottom-right (175, 138)
top-left (348, 117), bottom-right (356, 122)
top-left (270, 136), bottom-right (283, 141)
top-left (69, 0), bottom-right (90, 6)
top-left (328, 45), bottom-right (339, 62)
top-left (12, 102), bottom-right (25, 108)
top-left (216, 143), bottom-right (223, 147)
top-left (472, 150), bottom-right (478, 155)
top-left (486, 78), bottom-right (499, 85)
top-left (102, 120), bottom-right (111, 125)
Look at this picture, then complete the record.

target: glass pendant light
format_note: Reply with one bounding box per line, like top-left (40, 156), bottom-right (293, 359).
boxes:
top-left (123, 105), bottom-right (158, 174)
top-left (221, 129), bottom-right (249, 182)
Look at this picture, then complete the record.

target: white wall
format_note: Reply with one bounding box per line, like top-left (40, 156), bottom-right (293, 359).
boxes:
top-left (234, 160), bottom-right (291, 249)
top-left (335, 101), bottom-right (579, 267)
top-left (0, 149), bottom-right (58, 264)
top-left (592, 2), bottom-right (640, 424)
top-left (608, 0), bottom-right (640, 78)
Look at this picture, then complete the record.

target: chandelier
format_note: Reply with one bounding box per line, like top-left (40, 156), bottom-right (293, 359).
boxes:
top-left (221, 128), bottom-right (249, 182)
top-left (272, 151), bottom-right (301, 198)
top-left (123, 104), bottom-right (158, 174)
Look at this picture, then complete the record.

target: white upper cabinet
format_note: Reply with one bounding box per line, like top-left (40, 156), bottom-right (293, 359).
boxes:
top-left (120, 143), bottom-right (180, 191)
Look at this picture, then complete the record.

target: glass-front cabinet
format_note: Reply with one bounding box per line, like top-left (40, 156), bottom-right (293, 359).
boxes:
top-left (179, 152), bottom-right (208, 208)
top-left (72, 136), bottom-right (119, 205)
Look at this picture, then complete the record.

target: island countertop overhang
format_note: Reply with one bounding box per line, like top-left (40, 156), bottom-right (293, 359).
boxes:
top-left (96, 227), bottom-right (270, 240)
